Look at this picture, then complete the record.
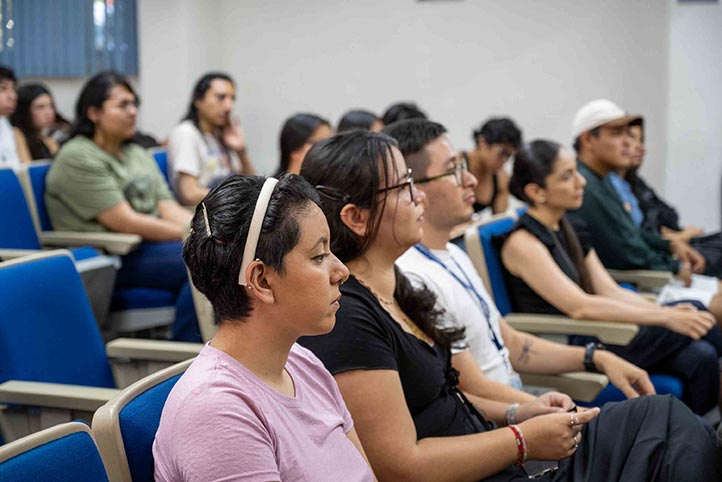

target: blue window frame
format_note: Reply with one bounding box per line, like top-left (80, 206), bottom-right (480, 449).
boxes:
top-left (0, 0), bottom-right (138, 77)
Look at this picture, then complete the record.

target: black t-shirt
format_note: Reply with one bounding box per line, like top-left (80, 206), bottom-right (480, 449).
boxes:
top-left (299, 275), bottom-right (487, 439)
top-left (300, 274), bottom-right (545, 481)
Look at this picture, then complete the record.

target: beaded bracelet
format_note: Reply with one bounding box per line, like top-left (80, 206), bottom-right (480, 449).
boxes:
top-left (507, 424), bottom-right (528, 464)
top-left (505, 403), bottom-right (519, 425)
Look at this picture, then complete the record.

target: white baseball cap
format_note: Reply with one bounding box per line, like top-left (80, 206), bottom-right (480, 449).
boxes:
top-left (571, 99), bottom-right (641, 139)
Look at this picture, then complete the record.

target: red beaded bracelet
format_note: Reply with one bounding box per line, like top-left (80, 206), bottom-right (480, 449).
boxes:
top-left (507, 424), bottom-right (528, 464)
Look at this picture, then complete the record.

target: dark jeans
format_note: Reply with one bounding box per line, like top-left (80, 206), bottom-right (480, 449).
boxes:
top-left (571, 299), bottom-right (722, 415)
top-left (116, 241), bottom-right (201, 342)
top-left (692, 232), bottom-right (722, 278)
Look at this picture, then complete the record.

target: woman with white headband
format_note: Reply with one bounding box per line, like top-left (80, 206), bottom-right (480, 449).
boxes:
top-left (153, 174), bottom-right (375, 482)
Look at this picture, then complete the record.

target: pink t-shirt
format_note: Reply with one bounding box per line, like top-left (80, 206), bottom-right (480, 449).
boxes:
top-left (153, 342), bottom-right (374, 482)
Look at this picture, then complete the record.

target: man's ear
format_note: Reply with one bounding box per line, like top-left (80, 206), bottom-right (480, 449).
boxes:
top-left (245, 260), bottom-right (275, 305)
top-left (339, 203), bottom-right (370, 238)
top-left (476, 135), bottom-right (488, 150)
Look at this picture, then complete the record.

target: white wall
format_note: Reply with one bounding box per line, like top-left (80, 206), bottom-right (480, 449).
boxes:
top-left (213, 0), bottom-right (670, 181)
top-left (666, 1), bottom-right (722, 232)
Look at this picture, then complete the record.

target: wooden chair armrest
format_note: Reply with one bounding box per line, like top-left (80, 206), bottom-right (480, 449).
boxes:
top-left (105, 338), bottom-right (202, 363)
top-left (505, 313), bottom-right (638, 345)
top-left (0, 381), bottom-right (119, 412)
top-left (607, 269), bottom-right (671, 290)
top-left (519, 372), bottom-right (608, 402)
top-left (39, 231), bottom-right (142, 255)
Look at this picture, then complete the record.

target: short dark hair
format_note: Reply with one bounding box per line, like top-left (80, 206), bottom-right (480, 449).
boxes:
top-left (472, 117), bottom-right (522, 148)
top-left (276, 113), bottom-right (330, 175)
top-left (183, 71), bottom-right (235, 127)
top-left (382, 119), bottom-right (447, 177)
top-left (0, 65), bottom-right (16, 83)
top-left (337, 109), bottom-right (380, 133)
top-left (628, 117), bottom-right (645, 142)
top-left (73, 71), bottom-right (138, 139)
top-left (183, 173), bottom-right (320, 323)
top-left (381, 102), bottom-right (427, 126)
top-left (572, 126), bottom-right (600, 153)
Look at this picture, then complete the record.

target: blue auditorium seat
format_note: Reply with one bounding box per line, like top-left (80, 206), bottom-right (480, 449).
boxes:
top-left (0, 422), bottom-right (110, 482)
top-left (93, 359), bottom-right (192, 482)
top-left (20, 162), bottom-right (176, 335)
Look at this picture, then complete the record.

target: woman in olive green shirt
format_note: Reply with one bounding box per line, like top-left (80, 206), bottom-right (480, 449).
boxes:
top-left (46, 71), bottom-right (199, 341)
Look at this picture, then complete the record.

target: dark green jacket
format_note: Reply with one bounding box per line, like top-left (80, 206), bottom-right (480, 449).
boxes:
top-left (568, 162), bottom-right (679, 273)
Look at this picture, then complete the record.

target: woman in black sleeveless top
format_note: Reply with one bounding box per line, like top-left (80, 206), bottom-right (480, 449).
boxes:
top-left (299, 130), bottom-right (720, 481)
top-left (500, 139), bottom-right (722, 416)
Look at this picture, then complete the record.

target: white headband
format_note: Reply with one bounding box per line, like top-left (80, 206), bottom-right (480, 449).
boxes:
top-left (238, 178), bottom-right (279, 286)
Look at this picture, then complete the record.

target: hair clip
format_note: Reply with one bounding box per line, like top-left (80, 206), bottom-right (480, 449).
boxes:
top-left (315, 185), bottom-right (351, 203)
top-left (201, 202), bottom-right (212, 237)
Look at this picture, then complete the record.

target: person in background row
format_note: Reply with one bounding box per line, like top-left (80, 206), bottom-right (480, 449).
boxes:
top-left (274, 112), bottom-right (332, 176)
top-left (45, 71), bottom-right (199, 341)
top-left (168, 71), bottom-right (255, 205)
top-left (11, 83), bottom-right (61, 162)
top-left (337, 109), bottom-right (383, 133)
top-left (464, 117), bottom-right (522, 215)
top-left (381, 101), bottom-right (427, 126)
top-left (622, 117), bottom-right (722, 278)
top-left (0, 65), bottom-right (20, 169)
top-left (568, 99), bottom-right (722, 321)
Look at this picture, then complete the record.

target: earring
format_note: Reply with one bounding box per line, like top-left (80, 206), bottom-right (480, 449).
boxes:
top-left (539, 196), bottom-right (547, 204)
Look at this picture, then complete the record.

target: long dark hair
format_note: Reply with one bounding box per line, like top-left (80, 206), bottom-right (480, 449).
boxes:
top-left (72, 71), bottom-right (138, 139)
top-left (184, 173), bottom-right (320, 323)
top-left (276, 113), bottom-right (330, 175)
top-left (182, 71), bottom-right (234, 128)
top-left (510, 140), bottom-right (593, 293)
top-left (11, 83), bottom-right (55, 159)
top-left (301, 130), bottom-right (464, 350)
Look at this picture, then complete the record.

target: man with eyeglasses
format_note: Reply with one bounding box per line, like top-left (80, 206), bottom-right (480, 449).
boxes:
top-left (384, 119), bottom-right (655, 400)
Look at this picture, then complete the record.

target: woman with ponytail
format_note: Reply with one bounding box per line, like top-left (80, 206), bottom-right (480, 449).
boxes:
top-left (501, 139), bottom-right (722, 416)
top-left (299, 130), bottom-right (720, 482)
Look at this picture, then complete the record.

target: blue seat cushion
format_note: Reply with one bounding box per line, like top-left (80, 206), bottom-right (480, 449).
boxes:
top-left (119, 374), bottom-right (183, 482)
top-left (69, 247), bottom-right (101, 262)
top-left (111, 288), bottom-right (176, 311)
top-left (580, 374), bottom-right (683, 407)
top-left (0, 429), bottom-right (109, 482)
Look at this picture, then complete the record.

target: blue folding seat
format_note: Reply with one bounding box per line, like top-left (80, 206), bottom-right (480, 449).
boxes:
top-left (20, 162), bottom-right (177, 335)
top-left (93, 359), bottom-right (192, 482)
top-left (0, 422), bottom-right (110, 482)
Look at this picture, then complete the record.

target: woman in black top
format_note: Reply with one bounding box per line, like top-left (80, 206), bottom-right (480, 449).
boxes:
top-left (500, 139), bottom-right (722, 416)
top-left (300, 130), bottom-right (720, 481)
top-left (465, 118), bottom-right (522, 214)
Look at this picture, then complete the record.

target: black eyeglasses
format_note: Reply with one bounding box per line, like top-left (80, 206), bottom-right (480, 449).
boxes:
top-left (377, 168), bottom-right (415, 203)
top-left (415, 158), bottom-right (468, 186)
top-left (315, 168), bottom-right (416, 205)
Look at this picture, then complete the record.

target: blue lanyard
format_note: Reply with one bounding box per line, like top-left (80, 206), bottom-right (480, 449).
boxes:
top-left (413, 244), bottom-right (505, 353)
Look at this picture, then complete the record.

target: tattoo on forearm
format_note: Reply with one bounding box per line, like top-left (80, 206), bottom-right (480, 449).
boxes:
top-left (518, 338), bottom-right (534, 365)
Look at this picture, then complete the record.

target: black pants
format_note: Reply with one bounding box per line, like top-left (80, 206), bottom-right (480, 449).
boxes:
top-left (570, 301), bottom-right (722, 415)
top-left (692, 232), bottom-right (722, 278)
top-left (487, 395), bottom-right (720, 482)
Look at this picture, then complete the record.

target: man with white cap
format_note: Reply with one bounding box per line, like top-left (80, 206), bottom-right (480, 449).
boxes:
top-left (569, 99), bottom-right (722, 320)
